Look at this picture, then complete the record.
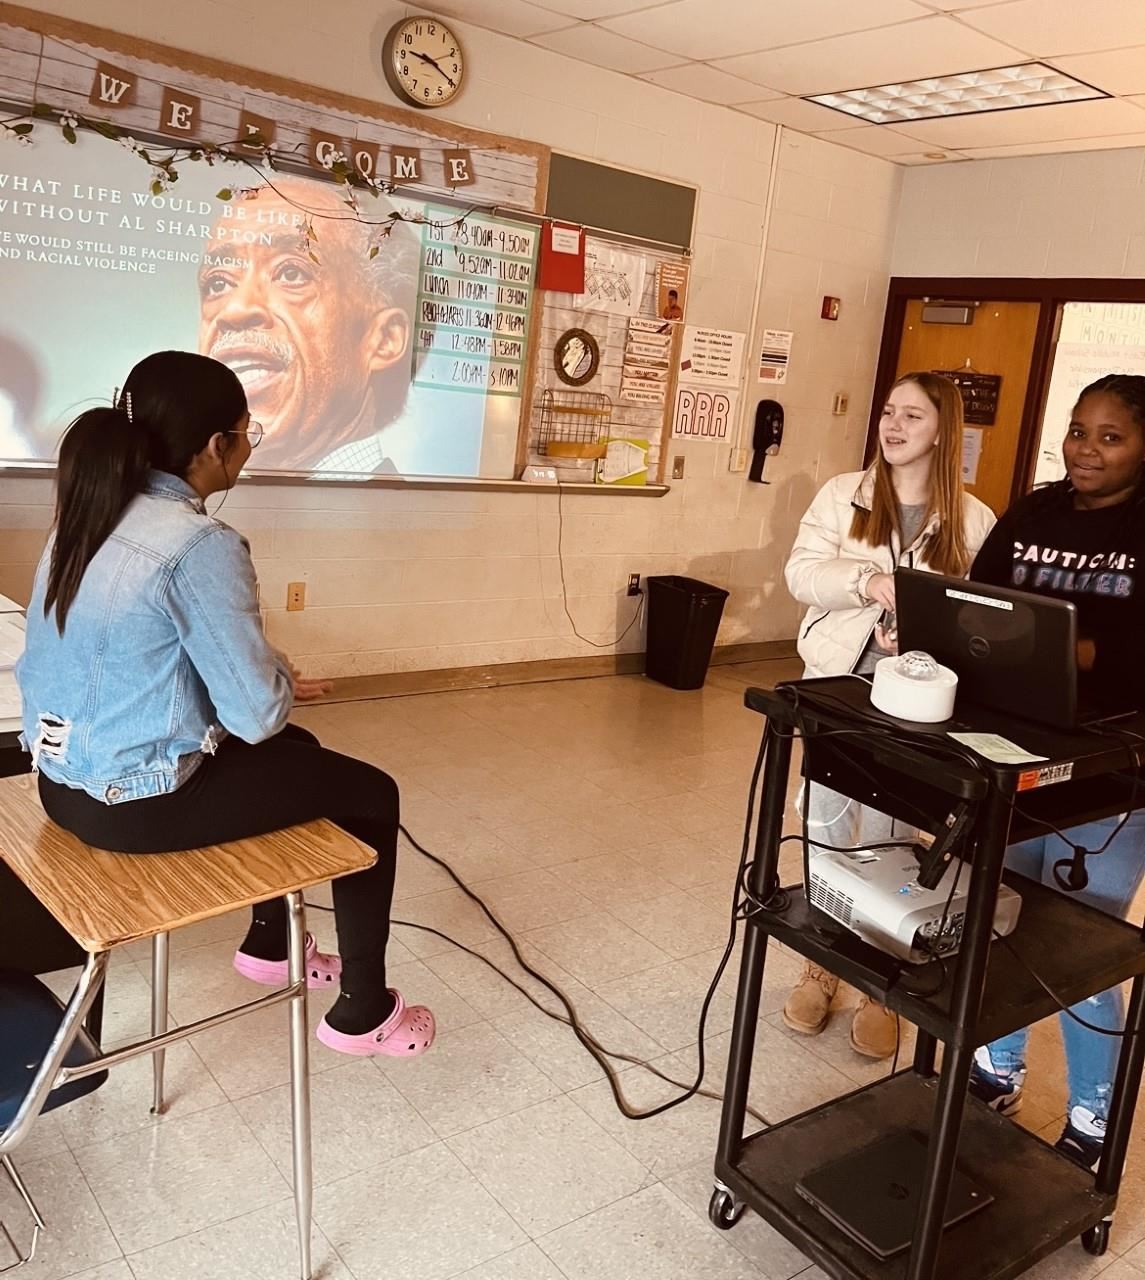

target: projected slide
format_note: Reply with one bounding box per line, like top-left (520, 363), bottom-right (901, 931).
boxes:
top-left (0, 129), bottom-right (538, 478)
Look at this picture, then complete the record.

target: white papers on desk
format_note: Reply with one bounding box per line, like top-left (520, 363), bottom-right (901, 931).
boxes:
top-left (0, 613), bottom-right (25, 671)
top-left (0, 672), bottom-right (21, 725)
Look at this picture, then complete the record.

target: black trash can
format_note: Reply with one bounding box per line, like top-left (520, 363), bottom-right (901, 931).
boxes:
top-left (644, 575), bottom-right (729, 690)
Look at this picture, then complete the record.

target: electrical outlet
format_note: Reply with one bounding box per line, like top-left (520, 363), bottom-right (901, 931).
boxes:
top-left (627, 573), bottom-right (641, 597)
top-left (729, 448), bottom-right (747, 473)
top-left (672, 455), bottom-right (685, 480)
top-left (286, 582), bottom-right (306, 611)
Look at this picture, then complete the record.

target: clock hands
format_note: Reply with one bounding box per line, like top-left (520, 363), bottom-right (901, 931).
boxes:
top-left (411, 49), bottom-right (456, 89)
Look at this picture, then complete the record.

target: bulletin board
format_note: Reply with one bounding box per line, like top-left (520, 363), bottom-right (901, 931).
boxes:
top-left (526, 236), bottom-right (689, 485)
top-left (0, 4), bottom-right (550, 482)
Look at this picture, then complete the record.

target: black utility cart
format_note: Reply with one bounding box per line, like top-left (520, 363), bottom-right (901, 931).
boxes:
top-left (710, 677), bottom-right (1145, 1280)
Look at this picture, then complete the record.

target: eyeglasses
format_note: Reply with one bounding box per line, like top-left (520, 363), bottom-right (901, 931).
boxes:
top-left (228, 421), bottom-right (264, 448)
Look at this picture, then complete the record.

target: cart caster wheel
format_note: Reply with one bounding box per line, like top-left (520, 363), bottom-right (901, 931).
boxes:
top-left (1082, 1221), bottom-right (1111, 1256)
top-left (708, 1187), bottom-right (746, 1230)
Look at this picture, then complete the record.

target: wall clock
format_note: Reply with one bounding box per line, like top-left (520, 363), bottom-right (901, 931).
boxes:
top-left (382, 15), bottom-right (465, 110)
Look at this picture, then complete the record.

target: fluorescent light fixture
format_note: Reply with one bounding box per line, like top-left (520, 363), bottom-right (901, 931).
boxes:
top-left (806, 63), bottom-right (1108, 125)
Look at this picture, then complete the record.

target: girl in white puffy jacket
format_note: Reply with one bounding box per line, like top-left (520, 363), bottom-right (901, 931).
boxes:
top-left (782, 371), bottom-right (996, 1058)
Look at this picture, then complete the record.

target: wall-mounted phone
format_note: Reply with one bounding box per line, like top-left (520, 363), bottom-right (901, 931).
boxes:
top-left (748, 399), bottom-right (784, 483)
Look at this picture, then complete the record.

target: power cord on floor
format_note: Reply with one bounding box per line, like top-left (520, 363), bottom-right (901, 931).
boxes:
top-left (553, 484), bottom-right (646, 650)
top-left (307, 727), bottom-right (774, 1126)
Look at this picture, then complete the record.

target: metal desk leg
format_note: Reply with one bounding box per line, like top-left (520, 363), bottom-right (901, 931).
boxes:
top-left (285, 891), bottom-right (313, 1280)
top-left (913, 1030), bottom-right (938, 1078)
top-left (906, 787), bottom-right (1013, 1280)
top-left (716, 723), bottom-right (792, 1174)
top-left (150, 931), bottom-right (170, 1116)
top-left (1097, 972), bottom-right (1145, 1198)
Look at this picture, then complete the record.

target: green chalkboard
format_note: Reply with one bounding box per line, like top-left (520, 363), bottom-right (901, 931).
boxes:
top-left (546, 153), bottom-right (696, 252)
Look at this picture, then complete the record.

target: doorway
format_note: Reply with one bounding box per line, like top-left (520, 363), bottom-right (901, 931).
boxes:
top-left (893, 299), bottom-right (1040, 514)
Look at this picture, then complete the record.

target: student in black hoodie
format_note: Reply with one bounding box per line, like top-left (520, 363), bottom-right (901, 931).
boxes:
top-left (966, 373), bottom-right (1145, 1170)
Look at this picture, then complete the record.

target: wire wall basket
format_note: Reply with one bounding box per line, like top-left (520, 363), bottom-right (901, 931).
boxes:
top-left (537, 389), bottom-right (612, 460)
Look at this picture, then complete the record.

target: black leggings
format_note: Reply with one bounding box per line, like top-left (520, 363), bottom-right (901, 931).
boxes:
top-left (38, 725), bottom-right (399, 1020)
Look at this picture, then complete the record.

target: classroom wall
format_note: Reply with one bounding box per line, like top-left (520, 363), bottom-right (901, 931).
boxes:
top-left (893, 146), bottom-right (1145, 279)
top-left (0, 0), bottom-right (901, 677)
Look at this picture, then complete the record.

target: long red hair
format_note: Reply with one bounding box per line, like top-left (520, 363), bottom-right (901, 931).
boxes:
top-left (849, 371), bottom-right (970, 576)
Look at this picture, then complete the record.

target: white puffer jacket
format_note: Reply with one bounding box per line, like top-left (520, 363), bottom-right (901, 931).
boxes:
top-left (786, 468), bottom-right (996, 678)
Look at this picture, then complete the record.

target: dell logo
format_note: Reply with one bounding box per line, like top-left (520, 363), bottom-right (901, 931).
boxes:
top-left (968, 635), bottom-right (991, 660)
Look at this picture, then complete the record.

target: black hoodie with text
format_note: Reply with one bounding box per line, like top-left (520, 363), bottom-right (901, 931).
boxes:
top-left (969, 483), bottom-right (1145, 713)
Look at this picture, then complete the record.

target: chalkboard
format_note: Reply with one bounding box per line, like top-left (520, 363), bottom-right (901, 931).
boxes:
top-left (546, 154), bottom-right (696, 252)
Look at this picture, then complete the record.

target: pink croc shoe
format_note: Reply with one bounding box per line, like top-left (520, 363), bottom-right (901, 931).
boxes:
top-left (316, 990), bottom-right (436, 1058)
top-left (233, 933), bottom-right (341, 991)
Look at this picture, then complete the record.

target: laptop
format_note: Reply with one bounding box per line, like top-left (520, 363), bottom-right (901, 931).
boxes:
top-left (895, 568), bottom-right (1128, 730)
top-left (795, 1130), bottom-right (992, 1260)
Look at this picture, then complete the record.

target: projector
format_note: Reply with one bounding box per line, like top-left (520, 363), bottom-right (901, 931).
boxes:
top-left (807, 846), bottom-right (1021, 964)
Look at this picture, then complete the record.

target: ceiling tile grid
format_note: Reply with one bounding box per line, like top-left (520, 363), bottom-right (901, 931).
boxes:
top-left (426, 0), bottom-right (1145, 164)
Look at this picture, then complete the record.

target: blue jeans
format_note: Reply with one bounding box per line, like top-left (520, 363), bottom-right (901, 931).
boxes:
top-left (985, 811), bottom-right (1145, 1121)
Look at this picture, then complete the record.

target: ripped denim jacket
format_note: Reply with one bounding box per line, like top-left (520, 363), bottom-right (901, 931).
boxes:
top-left (16, 471), bottom-right (292, 804)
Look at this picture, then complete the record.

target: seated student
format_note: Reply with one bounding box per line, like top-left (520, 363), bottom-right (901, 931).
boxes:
top-left (783, 371), bottom-right (995, 1058)
top-left (968, 373), bottom-right (1145, 1168)
top-left (16, 350), bottom-right (434, 1059)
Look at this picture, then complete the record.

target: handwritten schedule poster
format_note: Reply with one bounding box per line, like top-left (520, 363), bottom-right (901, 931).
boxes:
top-left (415, 208), bottom-right (539, 398)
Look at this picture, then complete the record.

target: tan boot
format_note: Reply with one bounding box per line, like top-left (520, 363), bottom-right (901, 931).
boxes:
top-left (850, 996), bottom-right (898, 1060)
top-left (783, 963), bottom-right (839, 1035)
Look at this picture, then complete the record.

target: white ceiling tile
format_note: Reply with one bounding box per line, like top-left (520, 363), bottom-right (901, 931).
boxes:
top-left (892, 95), bottom-right (1145, 146)
top-left (739, 96), bottom-right (868, 132)
top-left (958, 132), bottom-right (1145, 159)
top-left (601, 0), bottom-right (930, 63)
top-left (813, 125), bottom-right (952, 156)
top-left (1053, 47), bottom-right (1145, 97)
top-left (640, 63), bottom-right (780, 105)
top-left (959, 0), bottom-right (1145, 57)
top-left (713, 16), bottom-right (1029, 95)
top-left (531, 0), bottom-right (674, 15)
top-left (430, 0), bottom-right (574, 39)
top-left (530, 23), bottom-right (681, 72)
top-left (896, 151), bottom-right (972, 164)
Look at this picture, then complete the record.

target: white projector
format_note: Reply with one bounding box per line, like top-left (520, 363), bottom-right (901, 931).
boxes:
top-left (807, 846), bottom-right (1021, 964)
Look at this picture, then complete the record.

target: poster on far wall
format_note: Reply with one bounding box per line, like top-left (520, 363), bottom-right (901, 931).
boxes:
top-left (758, 329), bottom-right (793, 384)
top-left (575, 244), bottom-right (645, 317)
top-left (656, 261), bottom-right (689, 323)
top-left (678, 326), bottom-right (746, 387)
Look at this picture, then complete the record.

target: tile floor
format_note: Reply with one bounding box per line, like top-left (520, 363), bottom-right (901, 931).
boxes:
top-left (6, 658), bottom-right (1145, 1280)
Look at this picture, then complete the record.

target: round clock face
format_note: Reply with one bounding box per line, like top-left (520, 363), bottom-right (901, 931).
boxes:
top-left (383, 16), bottom-right (465, 110)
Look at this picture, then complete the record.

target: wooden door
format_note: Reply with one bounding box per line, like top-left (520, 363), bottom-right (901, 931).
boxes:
top-left (895, 300), bottom-right (1040, 514)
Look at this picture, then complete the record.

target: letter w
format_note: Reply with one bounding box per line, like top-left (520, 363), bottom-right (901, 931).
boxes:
top-left (98, 73), bottom-right (132, 104)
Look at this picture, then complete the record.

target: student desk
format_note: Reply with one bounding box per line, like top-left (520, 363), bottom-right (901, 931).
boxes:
top-left (710, 677), bottom-right (1145, 1280)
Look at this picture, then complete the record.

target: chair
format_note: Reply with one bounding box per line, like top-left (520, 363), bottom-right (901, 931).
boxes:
top-left (0, 969), bottom-right (109, 1267)
top-left (0, 773), bottom-right (376, 1280)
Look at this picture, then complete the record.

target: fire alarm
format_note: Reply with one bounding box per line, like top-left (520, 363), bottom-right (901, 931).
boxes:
top-left (821, 296), bottom-right (841, 321)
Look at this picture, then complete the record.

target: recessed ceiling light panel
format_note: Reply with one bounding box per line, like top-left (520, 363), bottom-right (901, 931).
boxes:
top-left (806, 62), bottom-right (1107, 124)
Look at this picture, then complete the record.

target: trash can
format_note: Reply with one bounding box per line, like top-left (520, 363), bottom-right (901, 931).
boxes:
top-left (644, 575), bottom-right (729, 690)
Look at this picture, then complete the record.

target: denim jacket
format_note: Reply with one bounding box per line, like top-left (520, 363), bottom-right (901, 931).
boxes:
top-left (17, 471), bottom-right (292, 804)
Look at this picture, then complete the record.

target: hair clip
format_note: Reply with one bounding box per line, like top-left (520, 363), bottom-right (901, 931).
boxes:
top-left (124, 391), bottom-right (133, 423)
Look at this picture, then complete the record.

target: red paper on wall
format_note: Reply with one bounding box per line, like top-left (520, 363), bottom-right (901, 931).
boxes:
top-left (538, 221), bottom-right (586, 292)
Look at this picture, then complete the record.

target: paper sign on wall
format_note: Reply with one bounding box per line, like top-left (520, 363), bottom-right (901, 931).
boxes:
top-left (962, 427), bottom-right (983, 486)
top-left (621, 317), bottom-right (672, 405)
top-left (758, 329), bottom-right (793, 384)
top-left (679, 327), bottom-right (746, 387)
top-left (673, 387), bottom-right (739, 441)
top-left (656, 261), bottom-right (689, 323)
top-left (576, 244), bottom-right (645, 316)
top-left (538, 221), bottom-right (586, 292)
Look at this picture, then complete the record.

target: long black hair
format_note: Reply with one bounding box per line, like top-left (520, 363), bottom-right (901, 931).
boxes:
top-left (45, 351), bottom-right (247, 631)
